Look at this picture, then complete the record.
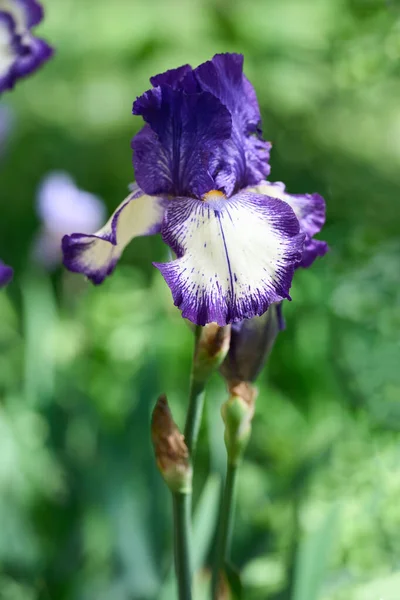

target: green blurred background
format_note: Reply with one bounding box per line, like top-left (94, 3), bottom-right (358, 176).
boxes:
top-left (1, 0), bottom-right (400, 598)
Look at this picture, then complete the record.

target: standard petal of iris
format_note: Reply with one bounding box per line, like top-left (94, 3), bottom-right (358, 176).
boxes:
top-left (132, 86), bottom-right (232, 198)
top-left (62, 191), bottom-right (166, 284)
top-left (149, 64), bottom-right (192, 88)
top-left (155, 192), bottom-right (304, 326)
top-left (0, 259), bottom-right (13, 287)
top-left (193, 53), bottom-right (271, 190)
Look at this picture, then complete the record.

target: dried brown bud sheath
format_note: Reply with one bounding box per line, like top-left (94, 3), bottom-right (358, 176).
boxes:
top-left (151, 394), bottom-right (192, 494)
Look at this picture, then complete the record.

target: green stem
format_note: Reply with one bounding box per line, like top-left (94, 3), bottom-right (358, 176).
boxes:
top-left (172, 328), bottom-right (205, 599)
top-left (184, 326), bottom-right (206, 457)
top-left (173, 492), bottom-right (193, 600)
top-left (184, 377), bottom-right (206, 456)
top-left (211, 461), bottom-right (238, 599)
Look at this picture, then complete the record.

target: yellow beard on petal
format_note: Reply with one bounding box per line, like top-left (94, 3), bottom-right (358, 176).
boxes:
top-left (202, 190), bottom-right (226, 202)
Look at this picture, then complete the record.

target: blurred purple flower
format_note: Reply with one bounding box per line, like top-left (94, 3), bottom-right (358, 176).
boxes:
top-left (0, 0), bottom-right (53, 94)
top-left (33, 172), bottom-right (106, 269)
top-left (0, 259), bottom-right (13, 287)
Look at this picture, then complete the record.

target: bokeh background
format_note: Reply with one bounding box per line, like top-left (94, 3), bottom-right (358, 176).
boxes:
top-left (1, 0), bottom-right (400, 598)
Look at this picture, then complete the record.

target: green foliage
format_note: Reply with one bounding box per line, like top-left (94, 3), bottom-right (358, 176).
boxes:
top-left (1, 0), bottom-right (400, 598)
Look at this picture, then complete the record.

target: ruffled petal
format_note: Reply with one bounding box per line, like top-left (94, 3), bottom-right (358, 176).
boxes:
top-left (299, 238), bottom-right (329, 268)
top-left (155, 191), bottom-right (304, 326)
top-left (193, 53), bottom-right (271, 192)
top-left (149, 64), bottom-right (192, 89)
top-left (0, 259), bottom-right (13, 287)
top-left (132, 86), bottom-right (232, 198)
top-left (251, 182), bottom-right (325, 237)
top-left (249, 181), bottom-right (328, 267)
top-left (62, 190), bottom-right (166, 284)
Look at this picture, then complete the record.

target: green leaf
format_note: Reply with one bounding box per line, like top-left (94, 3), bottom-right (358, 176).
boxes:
top-left (292, 503), bottom-right (339, 600)
top-left (192, 474), bottom-right (221, 571)
top-left (224, 562), bottom-right (243, 600)
top-left (22, 273), bottom-right (57, 408)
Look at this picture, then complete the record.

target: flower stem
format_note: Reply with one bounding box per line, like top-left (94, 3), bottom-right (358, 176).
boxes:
top-left (184, 377), bottom-right (206, 457)
top-left (184, 326), bottom-right (206, 457)
top-left (171, 328), bottom-right (205, 600)
top-left (173, 492), bottom-right (193, 600)
top-left (211, 461), bottom-right (238, 599)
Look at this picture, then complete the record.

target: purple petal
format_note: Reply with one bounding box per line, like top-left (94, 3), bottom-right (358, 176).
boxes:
top-left (0, 0), bottom-right (53, 94)
top-left (249, 181), bottom-right (328, 268)
top-left (11, 35), bottom-right (53, 81)
top-left (12, 0), bottom-right (44, 28)
top-left (299, 238), bottom-right (329, 268)
top-left (0, 11), bottom-right (20, 92)
top-left (62, 190), bottom-right (166, 284)
top-left (0, 260), bottom-right (13, 287)
top-left (132, 87), bottom-right (232, 198)
top-left (193, 53), bottom-right (271, 192)
top-left (220, 304), bottom-right (281, 383)
top-left (154, 191), bottom-right (304, 326)
top-left (150, 64), bottom-right (192, 89)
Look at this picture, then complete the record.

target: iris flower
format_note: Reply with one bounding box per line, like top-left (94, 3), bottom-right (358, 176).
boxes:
top-left (33, 172), bottom-right (106, 269)
top-left (0, 0), bottom-right (52, 93)
top-left (0, 259), bottom-right (13, 287)
top-left (62, 53), bottom-right (327, 326)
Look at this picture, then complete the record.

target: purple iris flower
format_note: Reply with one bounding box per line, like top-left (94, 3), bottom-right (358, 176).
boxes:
top-left (0, 259), bottom-right (13, 287)
top-left (0, 0), bottom-right (53, 94)
top-left (62, 53), bottom-right (327, 326)
top-left (33, 172), bottom-right (106, 269)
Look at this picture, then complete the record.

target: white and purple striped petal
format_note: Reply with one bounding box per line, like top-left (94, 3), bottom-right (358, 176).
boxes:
top-left (0, 259), bottom-right (13, 287)
top-left (0, 11), bottom-right (19, 90)
top-left (249, 181), bottom-right (328, 268)
top-left (155, 191), bottom-right (304, 326)
top-left (0, 0), bottom-right (52, 94)
top-left (132, 86), bottom-right (232, 198)
top-left (62, 190), bottom-right (166, 284)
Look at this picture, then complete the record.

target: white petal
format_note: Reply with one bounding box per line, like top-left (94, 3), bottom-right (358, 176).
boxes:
top-left (155, 192), bottom-right (304, 325)
top-left (62, 191), bottom-right (165, 284)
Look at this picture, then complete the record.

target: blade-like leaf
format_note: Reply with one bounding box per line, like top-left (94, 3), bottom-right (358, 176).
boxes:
top-left (292, 503), bottom-right (339, 600)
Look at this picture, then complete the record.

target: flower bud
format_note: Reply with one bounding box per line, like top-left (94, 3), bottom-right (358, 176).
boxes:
top-left (221, 382), bottom-right (257, 465)
top-left (151, 394), bottom-right (192, 494)
top-left (193, 323), bottom-right (231, 382)
top-left (220, 303), bottom-right (283, 385)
